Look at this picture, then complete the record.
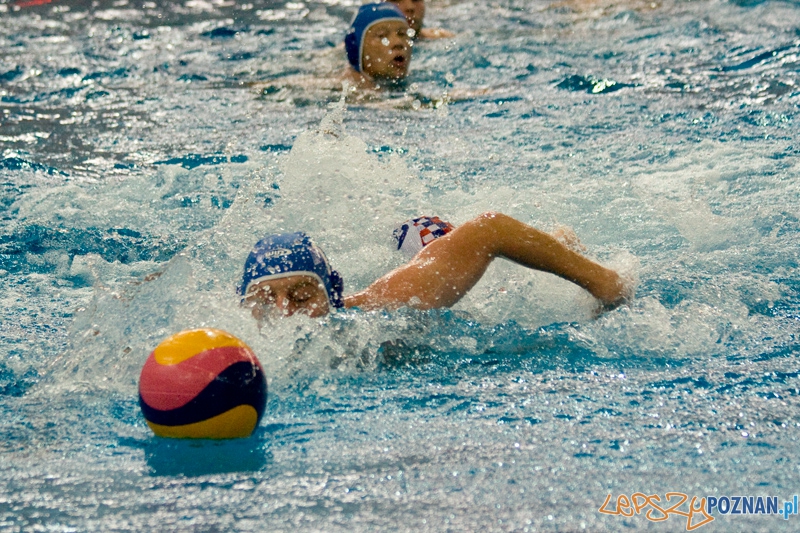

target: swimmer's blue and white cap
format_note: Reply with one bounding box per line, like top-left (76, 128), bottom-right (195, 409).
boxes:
top-left (392, 216), bottom-right (455, 259)
top-left (238, 232), bottom-right (344, 309)
top-left (344, 2), bottom-right (407, 72)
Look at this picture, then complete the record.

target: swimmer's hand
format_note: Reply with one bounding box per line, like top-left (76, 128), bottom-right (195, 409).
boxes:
top-left (418, 27), bottom-right (455, 39)
top-left (591, 270), bottom-right (635, 318)
top-left (549, 224), bottom-right (632, 314)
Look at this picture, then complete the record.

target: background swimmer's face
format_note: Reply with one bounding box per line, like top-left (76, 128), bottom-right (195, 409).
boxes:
top-left (241, 275), bottom-right (330, 321)
top-left (361, 20), bottom-right (412, 80)
top-left (389, 0), bottom-right (425, 34)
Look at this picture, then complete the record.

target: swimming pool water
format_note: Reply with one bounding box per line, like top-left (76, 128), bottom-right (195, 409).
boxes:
top-left (2, 0), bottom-right (800, 531)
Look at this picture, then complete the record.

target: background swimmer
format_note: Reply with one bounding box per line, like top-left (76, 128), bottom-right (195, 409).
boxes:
top-left (249, 3), bottom-right (484, 105)
top-left (388, 0), bottom-right (455, 40)
top-left (239, 212), bottom-right (631, 323)
top-left (344, 3), bottom-right (414, 90)
top-left (250, 3), bottom-right (413, 100)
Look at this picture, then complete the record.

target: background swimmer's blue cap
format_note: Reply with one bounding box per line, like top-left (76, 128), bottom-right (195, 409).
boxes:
top-left (238, 232), bottom-right (344, 309)
top-left (344, 2), bottom-right (407, 72)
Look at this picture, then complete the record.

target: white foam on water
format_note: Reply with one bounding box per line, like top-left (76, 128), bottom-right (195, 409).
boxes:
top-left (272, 97), bottom-right (428, 290)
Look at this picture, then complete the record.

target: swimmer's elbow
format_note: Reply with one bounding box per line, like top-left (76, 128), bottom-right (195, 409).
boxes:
top-left (470, 211), bottom-right (514, 232)
top-left (471, 211), bottom-right (508, 225)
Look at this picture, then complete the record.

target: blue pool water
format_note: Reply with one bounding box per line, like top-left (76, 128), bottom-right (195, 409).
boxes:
top-left (2, 0), bottom-right (800, 530)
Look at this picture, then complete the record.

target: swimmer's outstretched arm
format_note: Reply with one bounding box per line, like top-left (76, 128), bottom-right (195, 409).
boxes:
top-left (344, 212), bottom-right (629, 311)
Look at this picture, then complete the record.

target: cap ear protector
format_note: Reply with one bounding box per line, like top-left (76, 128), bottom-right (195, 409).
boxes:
top-left (239, 232), bottom-right (344, 309)
top-left (344, 2), bottom-right (408, 72)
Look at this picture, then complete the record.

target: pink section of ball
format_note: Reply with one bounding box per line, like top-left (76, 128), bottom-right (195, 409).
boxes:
top-left (139, 346), bottom-right (261, 411)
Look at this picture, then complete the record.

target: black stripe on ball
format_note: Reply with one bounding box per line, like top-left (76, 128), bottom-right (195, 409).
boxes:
top-left (139, 362), bottom-right (268, 427)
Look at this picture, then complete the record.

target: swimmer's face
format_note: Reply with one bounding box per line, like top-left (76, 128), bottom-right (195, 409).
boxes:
top-left (361, 19), bottom-right (412, 81)
top-left (389, 0), bottom-right (425, 34)
top-left (242, 275), bottom-right (330, 321)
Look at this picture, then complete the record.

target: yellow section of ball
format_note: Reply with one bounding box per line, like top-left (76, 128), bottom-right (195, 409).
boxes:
top-left (152, 328), bottom-right (250, 365)
top-left (145, 405), bottom-right (259, 439)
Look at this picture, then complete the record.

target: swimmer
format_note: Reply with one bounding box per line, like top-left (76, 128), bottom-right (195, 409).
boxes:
top-left (249, 3), bottom-right (412, 98)
top-left (249, 3), bottom-right (475, 106)
top-left (343, 3), bottom-right (413, 90)
top-left (387, 0), bottom-right (455, 40)
top-left (238, 212), bottom-right (631, 322)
